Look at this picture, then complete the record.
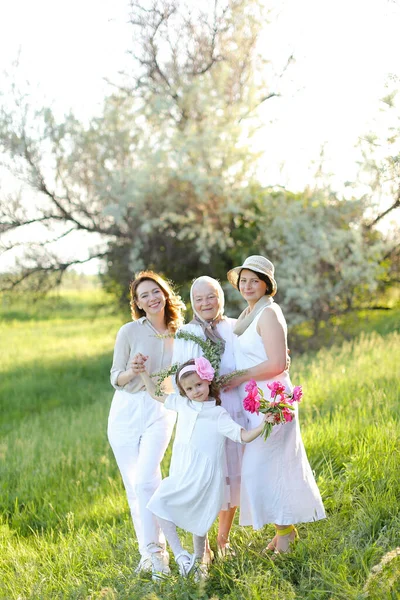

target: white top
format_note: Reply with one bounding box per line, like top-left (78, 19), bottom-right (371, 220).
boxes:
top-left (173, 318), bottom-right (236, 375)
top-left (234, 304), bottom-right (292, 428)
top-left (172, 319), bottom-right (246, 423)
top-left (147, 393), bottom-right (243, 536)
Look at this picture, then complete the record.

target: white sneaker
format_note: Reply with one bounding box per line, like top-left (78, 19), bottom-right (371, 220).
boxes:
top-left (151, 550), bottom-right (171, 581)
top-left (175, 551), bottom-right (196, 577)
top-left (134, 555), bottom-right (152, 574)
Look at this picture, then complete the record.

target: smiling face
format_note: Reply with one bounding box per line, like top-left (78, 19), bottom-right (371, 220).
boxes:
top-left (135, 280), bottom-right (166, 317)
top-left (192, 281), bottom-right (221, 322)
top-left (238, 269), bottom-right (268, 305)
top-left (180, 372), bottom-right (210, 403)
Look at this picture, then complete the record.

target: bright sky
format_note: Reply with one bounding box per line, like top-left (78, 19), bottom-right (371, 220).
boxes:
top-left (0, 0), bottom-right (399, 272)
top-left (258, 0), bottom-right (400, 191)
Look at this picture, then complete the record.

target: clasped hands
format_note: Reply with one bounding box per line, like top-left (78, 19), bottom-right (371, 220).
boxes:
top-left (130, 353), bottom-right (148, 376)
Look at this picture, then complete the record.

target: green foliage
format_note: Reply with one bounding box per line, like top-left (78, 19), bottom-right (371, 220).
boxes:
top-left (152, 330), bottom-right (245, 396)
top-left (174, 330), bottom-right (224, 373)
top-left (289, 287), bottom-right (400, 352)
top-left (0, 291), bottom-right (399, 599)
top-left (355, 81), bottom-right (400, 287)
top-left (0, 0), bottom-right (274, 296)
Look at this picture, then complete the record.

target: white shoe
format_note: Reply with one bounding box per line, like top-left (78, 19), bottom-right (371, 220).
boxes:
top-left (151, 550), bottom-right (170, 581)
top-left (175, 551), bottom-right (196, 577)
top-left (134, 555), bottom-right (152, 574)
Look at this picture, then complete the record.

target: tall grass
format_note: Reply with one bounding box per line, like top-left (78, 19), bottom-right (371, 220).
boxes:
top-left (1, 292), bottom-right (399, 599)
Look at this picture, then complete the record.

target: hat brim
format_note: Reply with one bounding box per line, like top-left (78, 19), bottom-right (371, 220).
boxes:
top-left (227, 265), bottom-right (277, 295)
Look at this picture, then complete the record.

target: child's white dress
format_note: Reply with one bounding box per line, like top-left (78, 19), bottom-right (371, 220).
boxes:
top-left (172, 318), bottom-right (246, 509)
top-left (147, 395), bottom-right (243, 536)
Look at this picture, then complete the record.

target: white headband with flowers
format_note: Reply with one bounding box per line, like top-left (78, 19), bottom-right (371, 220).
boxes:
top-left (178, 357), bottom-right (215, 382)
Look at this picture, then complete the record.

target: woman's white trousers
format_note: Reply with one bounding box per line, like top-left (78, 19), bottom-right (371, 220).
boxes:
top-left (108, 389), bottom-right (176, 558)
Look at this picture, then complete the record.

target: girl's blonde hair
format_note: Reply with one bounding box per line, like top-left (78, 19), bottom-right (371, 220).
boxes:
top-left (175, 359), bottom-right (221, 406)
top-left (130, 271), bottom-right (185, 333)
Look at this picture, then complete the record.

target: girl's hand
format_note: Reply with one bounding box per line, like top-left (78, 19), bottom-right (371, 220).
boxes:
top-left (130, 353), bottom-right (148, 375)
top-left (264, 413), bottom-right (275, 424)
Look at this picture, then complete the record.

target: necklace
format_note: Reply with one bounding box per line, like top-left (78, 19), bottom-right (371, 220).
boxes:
top-left (147, 320), bottom-right (169, 335)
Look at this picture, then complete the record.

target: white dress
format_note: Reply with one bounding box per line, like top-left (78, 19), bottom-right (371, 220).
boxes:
top-left (235, 306), bottom-right (326, 528)
top-left (147, 395), bottom-right (243, 537)
top-left (172, 319), bottom-right (246, 508)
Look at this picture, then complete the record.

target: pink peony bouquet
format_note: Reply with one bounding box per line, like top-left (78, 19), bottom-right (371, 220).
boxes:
top-left (243, 380), bottom-right (303, 440)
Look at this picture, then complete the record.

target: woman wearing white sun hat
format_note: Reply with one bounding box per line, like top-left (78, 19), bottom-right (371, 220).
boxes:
top-left (224, 256), bottom-right (325, 554)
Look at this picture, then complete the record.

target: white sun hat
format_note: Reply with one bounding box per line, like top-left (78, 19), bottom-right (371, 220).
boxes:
top-left (227, 255), bottom-right (277, 296)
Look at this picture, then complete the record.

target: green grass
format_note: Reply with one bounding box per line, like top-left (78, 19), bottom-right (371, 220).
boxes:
top-left (289, 286), bottom-right (400, 353)
top-left (0, 292), bottom-right (399, 599)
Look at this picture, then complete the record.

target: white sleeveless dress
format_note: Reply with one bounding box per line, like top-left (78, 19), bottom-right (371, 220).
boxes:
top-left (234, 305), bottom-right (326, 528)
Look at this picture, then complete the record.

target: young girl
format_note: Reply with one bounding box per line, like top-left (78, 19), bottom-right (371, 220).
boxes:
top-left (135, 354), bottom-right (266, 580)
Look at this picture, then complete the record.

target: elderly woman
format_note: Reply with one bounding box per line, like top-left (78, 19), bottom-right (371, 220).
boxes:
top-left (225, 256), bottom-right (325, 554)
top-left (172, 276), bottom-right (247, 556)
top-left (108, 271), bottom-right (185, 578)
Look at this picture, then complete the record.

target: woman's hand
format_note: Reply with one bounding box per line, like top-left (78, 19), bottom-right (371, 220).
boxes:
top-left (222, 373), bottom-right (246, 392)
top-left (130, 353), bottom-right (148, 375)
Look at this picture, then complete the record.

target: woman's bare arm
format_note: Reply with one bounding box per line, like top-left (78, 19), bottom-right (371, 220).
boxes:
top-left (224, 307), bottom-right (288, 390)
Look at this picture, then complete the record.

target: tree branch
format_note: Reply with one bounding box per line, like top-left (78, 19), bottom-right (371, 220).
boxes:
top-left (0, 251), bottom-right (108, 292)
top-left (0, 228), bottom-right (76, 256)
top-left (366, 189), bottom-right (400, 229)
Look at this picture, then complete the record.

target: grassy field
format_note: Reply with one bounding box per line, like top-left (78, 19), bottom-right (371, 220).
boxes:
top-left (0, 291), bottom-right (399, 599)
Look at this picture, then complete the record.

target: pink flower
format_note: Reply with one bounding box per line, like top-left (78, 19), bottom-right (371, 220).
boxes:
top-left (195, 357), bottom-right (215, 381)
top-left (282, 408), bottom-right (294, 422)
top-left (292, 386), bottom-right (303, 402)
top-left (267, 381), bottom-right (286, 399)
top-left (248, 385), bottom-right (260, 400)
top-left (242, 378), bottom-right (302, 441)
top-left (245, 379), bottom-right (258, 393)
top-left (243, 394), bottom-right (261, 414)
